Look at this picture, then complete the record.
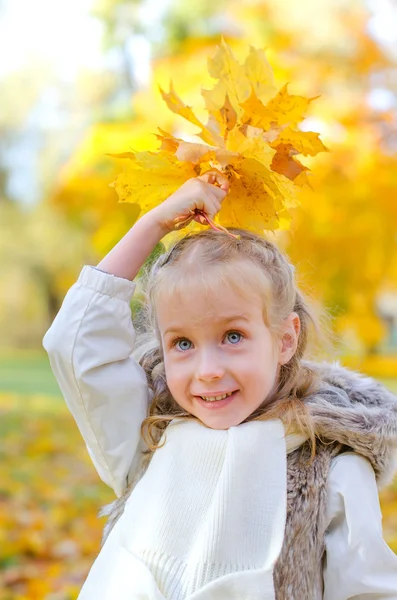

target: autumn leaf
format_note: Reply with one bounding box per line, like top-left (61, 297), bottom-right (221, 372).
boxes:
top-left (204, 38), bottom-right (251, 115)
top-left (272, 127), bottom-right (329, 156)
top-left (155, 128), bottom-right (180, 153)
top-left (266, 83), bottom-right (319, 126)
top-left (240, 87), bottom-right (278, 130)
top-left (219, 94), bottom-right (238, 133)
top-left (244, 45), bottom-right (276, 102)
top-left (159, 82), bottom-right (219, 146)
top-left (110, 151), bottom-right (196, 211)
top-left (270, 143), bottom-right (309, 181)
top-left (111, 41), bottom-right (328, 235)
top-left (217, 156), bottom-right (282, 231)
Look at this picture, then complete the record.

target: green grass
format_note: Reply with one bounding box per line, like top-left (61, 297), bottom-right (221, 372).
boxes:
top-left (0, 352), bottom-right (62, 397)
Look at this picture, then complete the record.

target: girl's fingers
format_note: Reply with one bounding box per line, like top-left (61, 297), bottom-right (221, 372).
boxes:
top-left (191, 197), bottom-right (218, 222)
top-left (209, 193), bottom-right (223, 214)
top-left (172, 174), bottom-right (227, 230)
top-left (211, 186), bottom-right (228, 201)
top-left (198, 170), bottom-right (230, 193)
top-left (194, 193), bottom-right (219, 218)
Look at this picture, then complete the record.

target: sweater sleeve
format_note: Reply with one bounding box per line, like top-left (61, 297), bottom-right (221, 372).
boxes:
top-left (323, 452), bottom-right (397, 600)
top-left (42, 265), bottom-right (150, 498)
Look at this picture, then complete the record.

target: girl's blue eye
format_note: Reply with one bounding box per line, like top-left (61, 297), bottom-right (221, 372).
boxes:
top-left (175, 338), bottom-right (192, 351)
top-left (172, 332), bottom-right (242, 351)
top-left (226, 331), bottom-right (242, 344)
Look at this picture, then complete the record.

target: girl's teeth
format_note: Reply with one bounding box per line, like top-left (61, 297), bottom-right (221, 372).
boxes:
top-left (201, 392), bottom-right (234, 402)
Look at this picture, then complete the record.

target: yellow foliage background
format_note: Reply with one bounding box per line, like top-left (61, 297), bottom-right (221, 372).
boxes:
top-left (1, 0), bottom-right (397, 598)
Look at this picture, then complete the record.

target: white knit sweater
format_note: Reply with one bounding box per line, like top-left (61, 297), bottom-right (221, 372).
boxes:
top-left (77, 418), bottom-right (306, 600)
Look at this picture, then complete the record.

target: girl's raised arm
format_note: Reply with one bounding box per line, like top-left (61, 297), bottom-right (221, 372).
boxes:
top-left (43, 172), bottom-right (229, 497)
top-left (43, 265), bottom-right (150, 497)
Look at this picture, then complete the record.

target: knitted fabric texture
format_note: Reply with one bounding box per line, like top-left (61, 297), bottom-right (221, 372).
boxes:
top-left (101, 361), bottom-right (397, 599)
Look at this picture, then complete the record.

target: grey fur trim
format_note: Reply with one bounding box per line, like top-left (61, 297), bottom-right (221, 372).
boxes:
top-left (305, 360), bottom-right (397, 488)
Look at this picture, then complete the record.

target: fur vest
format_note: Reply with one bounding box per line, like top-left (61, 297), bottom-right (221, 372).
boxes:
top-left (101, 361), bottom-right (397, 599)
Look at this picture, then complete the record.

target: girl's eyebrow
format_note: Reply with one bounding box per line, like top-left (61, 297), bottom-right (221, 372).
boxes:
top-left (163, 315), bottom-right (250, 336)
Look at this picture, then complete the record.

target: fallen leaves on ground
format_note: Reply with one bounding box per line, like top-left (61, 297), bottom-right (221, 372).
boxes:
top-left (0, 393), bottom-right (113, 600)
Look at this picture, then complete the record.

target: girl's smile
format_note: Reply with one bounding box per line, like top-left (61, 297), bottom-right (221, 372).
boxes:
top-left (193, 389), bottom-right (239, 409)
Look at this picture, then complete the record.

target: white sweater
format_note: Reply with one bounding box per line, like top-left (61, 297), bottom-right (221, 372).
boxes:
top-left (43, 265), bottom-right (397, 600)
top-left (78, 418), bottom-right (307, 600)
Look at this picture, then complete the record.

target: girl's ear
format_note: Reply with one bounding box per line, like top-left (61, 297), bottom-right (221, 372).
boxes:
top-left (278, 312), bottom-right (300, 365)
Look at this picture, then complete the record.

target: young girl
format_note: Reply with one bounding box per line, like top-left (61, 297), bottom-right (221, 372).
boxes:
top-left (43, 171), bottom-right (397, 600)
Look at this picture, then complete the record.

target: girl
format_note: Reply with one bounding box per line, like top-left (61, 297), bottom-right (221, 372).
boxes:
top-left (43, 171), bottom-right (397, 600)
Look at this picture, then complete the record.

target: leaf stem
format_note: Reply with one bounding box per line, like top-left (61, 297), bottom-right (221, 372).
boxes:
top-left (173, 209), bottom-right (240, 239)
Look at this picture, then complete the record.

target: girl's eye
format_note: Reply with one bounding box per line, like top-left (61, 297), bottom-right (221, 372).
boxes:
top-left (225, 331), bottom-right (243, 344)
top-left (173, 338), bottom-right (192, 352)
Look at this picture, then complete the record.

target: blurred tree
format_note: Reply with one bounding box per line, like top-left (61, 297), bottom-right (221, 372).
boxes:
top-left (91, 0), bottom-right (145, 92)
top-left (0, 32), bottom-right (128, 346)
top-left (0, 66), bottom-right (48, 200)
top-left (0, 199), bottom-right (95, 347)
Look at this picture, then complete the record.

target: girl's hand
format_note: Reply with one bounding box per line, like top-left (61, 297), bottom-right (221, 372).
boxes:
top-left (150, 170), bottom-right (230, 233)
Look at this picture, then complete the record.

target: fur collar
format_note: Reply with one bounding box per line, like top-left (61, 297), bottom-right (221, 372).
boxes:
top-left (305, 360), bottom-right (397, 488)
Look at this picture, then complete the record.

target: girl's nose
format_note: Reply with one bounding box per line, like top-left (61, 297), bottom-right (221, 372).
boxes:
top-left (196, 353), bottom-right (225, 382)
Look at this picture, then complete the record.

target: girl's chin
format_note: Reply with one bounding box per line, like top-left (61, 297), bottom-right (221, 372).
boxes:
top-left (194, 404), bottom-right (248, 430)
top-left (198, 414), bottom-right (245, 430)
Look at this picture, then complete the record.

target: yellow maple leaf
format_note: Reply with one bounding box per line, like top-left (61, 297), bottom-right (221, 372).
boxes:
top-left (226, 126), bottom-right (276, 168)
top-left (110, 151), bottom-right (196, 211)
top-left (219, 94), bottom-right (238, 134)
top-left (204, 39), bottom-right (251, 115)
top-left (110, 42), bottom-right (328, 236)
top-left (155, 128), bottom-right (180, 153)
top-left (243, 46), bottom-right (276, 102)
top-left (159, 82), bottom-right (219, 146)
top-left (240, 87), bottom-right (278, 130)
top-left (266, 83), bottom-right (319, 126)
top-left (218, 157), bottom-right (282, 231)
top-left (272, 127), bottom-right (329, 156)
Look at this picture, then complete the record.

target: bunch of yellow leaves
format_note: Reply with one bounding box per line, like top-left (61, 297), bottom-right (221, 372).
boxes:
top-left (110, 40), bottom-right (328, 235)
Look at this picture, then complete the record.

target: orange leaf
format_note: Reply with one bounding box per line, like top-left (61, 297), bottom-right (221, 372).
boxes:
top-left (270, 143), bottom-right (309, 180)
top-left (155, 128), bottom-right (180, 153)
top-left (220, 94), bottom-right (238, 133)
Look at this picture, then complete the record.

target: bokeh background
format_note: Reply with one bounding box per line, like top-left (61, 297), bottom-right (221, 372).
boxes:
top-left (1, 0), bottom-right (397, 598)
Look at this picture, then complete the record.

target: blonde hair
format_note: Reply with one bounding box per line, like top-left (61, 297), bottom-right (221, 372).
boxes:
top-left (134, 228), bottom-right (325, 461)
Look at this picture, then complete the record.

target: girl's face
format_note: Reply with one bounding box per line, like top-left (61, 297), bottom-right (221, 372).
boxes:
top-left (156, 279), bottom-right (299, 430)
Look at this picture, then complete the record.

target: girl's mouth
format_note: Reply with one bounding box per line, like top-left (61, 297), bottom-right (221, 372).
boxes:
top-left (195, 390), bottom-right (239, 409)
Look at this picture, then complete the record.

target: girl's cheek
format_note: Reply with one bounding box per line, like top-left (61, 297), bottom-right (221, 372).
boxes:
top-left (165, 360), bottom-right (188, 386)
